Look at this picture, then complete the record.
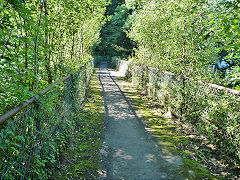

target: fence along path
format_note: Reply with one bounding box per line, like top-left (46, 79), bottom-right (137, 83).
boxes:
top-left (122, 60), bottom-right (240, 166)
top-left (0, 61), bottom-right (93, 179)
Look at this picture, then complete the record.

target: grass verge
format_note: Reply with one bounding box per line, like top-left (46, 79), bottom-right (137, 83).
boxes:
top-left (54, 70), bottom-right (104, 179)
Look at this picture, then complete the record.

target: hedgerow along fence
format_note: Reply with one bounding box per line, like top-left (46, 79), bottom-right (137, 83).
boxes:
top-left (118, 60), bottom-right (240, 167)
top-left (0, 61), bottom-right (93, 179)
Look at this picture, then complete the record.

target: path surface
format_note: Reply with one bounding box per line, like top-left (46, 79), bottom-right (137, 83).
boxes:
top-left (98, 63), bottom-right (183, 180)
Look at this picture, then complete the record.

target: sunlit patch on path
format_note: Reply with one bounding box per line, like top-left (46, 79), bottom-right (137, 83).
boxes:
top-left (98, 63), bottom-right (183, 179)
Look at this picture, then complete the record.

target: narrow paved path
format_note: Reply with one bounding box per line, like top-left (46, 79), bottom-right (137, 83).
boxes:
top-left (98, 63), bottom-right (183, 180)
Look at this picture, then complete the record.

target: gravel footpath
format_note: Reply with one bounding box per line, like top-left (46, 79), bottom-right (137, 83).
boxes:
top-left (98, 63), bottom-right (183, 180)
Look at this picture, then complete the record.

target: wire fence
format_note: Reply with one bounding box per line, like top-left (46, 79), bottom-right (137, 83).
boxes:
top-left (0, 61), bottom-right (93, 179)
top-left (183, 79), bottom-right (240, 164)
top-left (119, 60), bottom-right (240, 166)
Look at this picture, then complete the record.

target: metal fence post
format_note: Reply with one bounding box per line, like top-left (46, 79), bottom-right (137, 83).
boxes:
top-left (67, 75), bottom-right (76, 114)
top-left (180, 75), bottom-right (186, 120)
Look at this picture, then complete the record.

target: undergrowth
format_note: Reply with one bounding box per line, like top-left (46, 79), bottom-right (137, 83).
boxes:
top-left (53, 71), bottom-right (104, 179)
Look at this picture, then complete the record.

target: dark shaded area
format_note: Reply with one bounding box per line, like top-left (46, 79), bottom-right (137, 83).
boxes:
top-left (105, 0), bottom-right (125, 15)
top-left (93, 0), bottom-right (134, 58)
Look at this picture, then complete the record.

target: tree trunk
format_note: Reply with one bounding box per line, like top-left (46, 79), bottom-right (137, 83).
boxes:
top-left (44, 0), bottom-right (53, 84)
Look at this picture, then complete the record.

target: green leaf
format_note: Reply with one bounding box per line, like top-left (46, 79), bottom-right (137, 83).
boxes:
top-left (233, 19), bottom-right (239, 24)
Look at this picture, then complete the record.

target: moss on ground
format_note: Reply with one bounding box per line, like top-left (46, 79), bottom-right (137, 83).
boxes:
top-left (54, 70), bottom-right (104, 179)
top-left (118, 77), bottom-right (222, 180)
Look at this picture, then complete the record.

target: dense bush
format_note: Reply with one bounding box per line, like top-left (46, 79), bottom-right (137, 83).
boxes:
top-left (126, 0), bottom-right (240, 84)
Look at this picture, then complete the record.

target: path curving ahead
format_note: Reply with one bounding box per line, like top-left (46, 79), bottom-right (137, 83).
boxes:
top-left (98, 63), bottom-right (183, 180)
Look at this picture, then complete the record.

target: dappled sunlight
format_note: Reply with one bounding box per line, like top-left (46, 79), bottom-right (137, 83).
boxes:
top-left (145, 153), bottom-right (156, 163)
top-left (161, 149), bottom-right (183, 165)
top-left (99, 63), bottom-right (184, 179)
top-left (113, 149), bottom-right (133, 160)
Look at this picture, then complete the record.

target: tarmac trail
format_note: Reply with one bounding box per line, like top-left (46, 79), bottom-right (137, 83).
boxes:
top-left (98, 63), bottom-right (183, 180)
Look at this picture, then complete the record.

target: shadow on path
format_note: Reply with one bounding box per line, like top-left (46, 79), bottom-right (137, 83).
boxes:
top-left (98, 63), bottom-right (183, 180)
